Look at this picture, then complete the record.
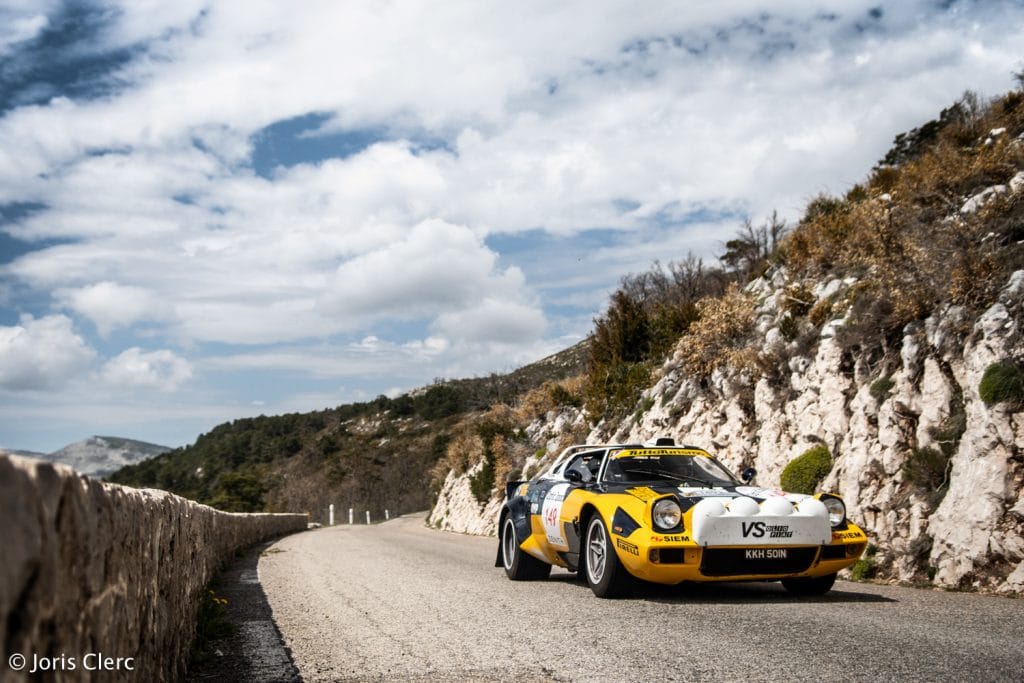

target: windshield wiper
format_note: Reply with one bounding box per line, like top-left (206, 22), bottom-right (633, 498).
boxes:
top-left (677, 475), bottom-right (720, 488)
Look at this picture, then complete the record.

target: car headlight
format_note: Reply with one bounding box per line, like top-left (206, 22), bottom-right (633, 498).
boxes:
top-left (652, 498), bottom-right (682, 531)
top-left (821, 496), bottom-right (846, 528)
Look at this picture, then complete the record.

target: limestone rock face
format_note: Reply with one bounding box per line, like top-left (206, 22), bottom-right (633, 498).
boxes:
top-left (0, 455), bottom-right (307, 682)
top-left (429, 268), bottom-right (1024, 594)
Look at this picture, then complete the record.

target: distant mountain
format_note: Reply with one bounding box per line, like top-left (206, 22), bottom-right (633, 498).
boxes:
top-left (2, 436), bottom-right (172, 479)
top-left (1, 447), bottom-right (46, 459)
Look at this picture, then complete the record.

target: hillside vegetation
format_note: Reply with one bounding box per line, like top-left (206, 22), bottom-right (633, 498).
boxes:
top-left (113, 82), bottom-right (1024, 549)
top-left (110, 344), bottom-right (586, 519)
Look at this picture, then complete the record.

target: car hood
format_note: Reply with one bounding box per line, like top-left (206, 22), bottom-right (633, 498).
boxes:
top-left (607, 482), bottom-right (812, 507)
top-left (605, 482), bottom-right (831, 546)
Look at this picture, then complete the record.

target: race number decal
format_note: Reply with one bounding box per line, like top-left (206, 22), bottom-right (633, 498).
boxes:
top-left (541, 483), bottom-right (570, 547)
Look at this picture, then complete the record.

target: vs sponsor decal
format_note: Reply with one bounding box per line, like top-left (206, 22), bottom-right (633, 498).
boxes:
top-left (740, 521), bottom-right (794, 539)
top-left (615, 538), bottom-right (640, 556)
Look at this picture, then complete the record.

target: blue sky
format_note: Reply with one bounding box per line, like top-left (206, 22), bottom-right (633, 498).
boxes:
top-left (1, 1), bottom-right (1022, 453)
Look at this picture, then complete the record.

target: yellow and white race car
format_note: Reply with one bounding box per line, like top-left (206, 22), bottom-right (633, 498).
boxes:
top-left (496, 438), bottom-right (867, 598)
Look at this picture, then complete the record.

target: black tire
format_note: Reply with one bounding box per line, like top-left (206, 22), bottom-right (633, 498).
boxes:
top-left (781, 572), bottom-right (837, 596)
top-left (501, 516), bottom-right (551, 580)
top-left (583, 515), bottom-right (633, 598)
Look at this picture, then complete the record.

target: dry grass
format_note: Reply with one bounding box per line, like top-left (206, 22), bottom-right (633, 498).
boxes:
top-left (783, 89), bottom-right (1024, 353)
top-left (674, 284), bottom-right (758, 377)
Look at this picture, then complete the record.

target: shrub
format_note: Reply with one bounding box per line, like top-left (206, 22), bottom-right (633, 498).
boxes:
top-left (469, 454), bottom-right (495, 504)
top-left (415, 383), bottom-right (466, 420)
top-left (851, 545), bottom-right (878, 581)
top-left (782, 283), bottom-right (815, 317)
top-left (780, 445), bottom-right (833, 494)
top-left (207, 470), bottom-right (269, 512)
top-left (978, 361), bottom-right (1024, 407)
top-left (807, 296), bottom-right (834, 327)
top-left (676, 284), bottom-right (757, 378)
top-left (778, 314), bottom-right (800, 341)
top-left (190, 588), bottom-right (235, 666)
top-left (548, 380), bottom-right (583, 408)
top-left (633, 396), bottom-right (656, 424)
top-left (869, 376), bottom-right (895, 403)
top-left (902, 446), bottom-right (951, 492)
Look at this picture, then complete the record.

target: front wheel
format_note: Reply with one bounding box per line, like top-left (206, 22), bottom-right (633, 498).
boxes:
top-left (781, 572), bottom-right (837, 596)
top-left (583, 515), bottom-right (633, 598)
top-left (501, 516), bottom-right (551, 580)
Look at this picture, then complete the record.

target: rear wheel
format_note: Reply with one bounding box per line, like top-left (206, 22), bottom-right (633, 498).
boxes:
top-left (781, 572), bottom-right (837, 596)
top-left (501, 516), bottom-right (551, 580)
top-left (583, 515), bottom-right (633, 598)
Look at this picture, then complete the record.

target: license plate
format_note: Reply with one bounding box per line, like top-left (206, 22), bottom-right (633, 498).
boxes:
top-left (744, 548), bottom-right (788, 560)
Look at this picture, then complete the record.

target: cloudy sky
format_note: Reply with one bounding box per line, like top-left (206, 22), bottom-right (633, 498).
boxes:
top-left (1, 1), bottom-right (1021, 452)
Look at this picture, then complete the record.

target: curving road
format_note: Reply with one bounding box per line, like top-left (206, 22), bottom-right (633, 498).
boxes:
top-left (259, 514), bottom-right (1024, 682)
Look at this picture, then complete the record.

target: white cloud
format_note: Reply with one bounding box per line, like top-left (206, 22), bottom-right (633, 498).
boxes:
top-left (433, 298), bottom-right (547, 345)
top-left (2, 0), bottom-right (1024, 448)
top-left (319, 219), bottom-right (534, 323)
top-left (101, 348), bottom-right (192, 392)
top-left (0, 315), bottom-right (96, 390)
top-left (56, 281), bottom-right (171, 336)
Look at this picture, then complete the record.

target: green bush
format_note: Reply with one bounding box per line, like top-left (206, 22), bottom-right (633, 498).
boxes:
top-left (851, 558), bottom-right (877, 581)
top-left (206, 470), bottom-right (269, 512)
top-left (902, 446), bottom-right (951, 492)
top-left (415, 384), bottom-right (466, 419)
top-left (190, 588), bottom-right (235, 666)
top-left (869, 376), bottom-right (895, 403)
top-left (978, 361), bottom-right (1024, 407)
top-left (779, 314), bottom-right (800, 341)
top-left (633, 396), bottom-right (656, 423)
top-left (548, 382), bottom-right (582, 408)
top-left (468, 455), bottom-right (495, 504)
top-left (780, 445), bottom-right (833, 494)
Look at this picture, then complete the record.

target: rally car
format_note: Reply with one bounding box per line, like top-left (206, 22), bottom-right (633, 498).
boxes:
top-left (496, 438), bottom-right (867, 598)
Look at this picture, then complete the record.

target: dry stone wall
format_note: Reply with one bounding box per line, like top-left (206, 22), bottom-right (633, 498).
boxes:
top-left (0, 454), bottom-right (307, 682)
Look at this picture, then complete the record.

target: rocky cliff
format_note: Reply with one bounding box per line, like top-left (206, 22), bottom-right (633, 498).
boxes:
top-left (429, 267), bottom-right (1024, 593)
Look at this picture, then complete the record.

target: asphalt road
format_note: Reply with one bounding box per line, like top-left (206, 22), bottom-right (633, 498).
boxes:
top-left (259, 514), bottom-right (1024, 682)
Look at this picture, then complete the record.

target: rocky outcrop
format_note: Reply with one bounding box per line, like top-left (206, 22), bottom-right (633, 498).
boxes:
top-left (0, 454), bottom-right (308, 682)
top-left (430, 269), bottom-right (1024, 594)
top-left (610, 269), bottom-right (1024, 592)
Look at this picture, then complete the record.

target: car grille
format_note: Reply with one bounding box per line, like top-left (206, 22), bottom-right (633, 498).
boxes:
top-left (700, 547), bottom-right (818, 577)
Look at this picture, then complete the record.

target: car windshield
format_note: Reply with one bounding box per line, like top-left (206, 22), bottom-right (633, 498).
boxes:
top-left (602, 448), bottom-right (739, 487)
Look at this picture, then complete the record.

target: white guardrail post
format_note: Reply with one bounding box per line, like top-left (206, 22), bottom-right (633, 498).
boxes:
top-left (385, 509), bottom-right (390, 521)
top-left (349, 508), bottom-right (353, 525)
top-left (329, 503), bottom-right (334, 526)
top-left (366, 510), bottom-right (371, 524)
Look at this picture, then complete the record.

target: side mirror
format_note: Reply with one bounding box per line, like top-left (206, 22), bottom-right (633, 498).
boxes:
top-left (565, 469), bottom-right (584, 483)
top-left (741, 467), bottom-right (757, 484)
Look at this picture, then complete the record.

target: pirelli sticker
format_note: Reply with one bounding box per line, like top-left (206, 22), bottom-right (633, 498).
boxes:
top-left (615, 538), bottom-right (640, 556)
